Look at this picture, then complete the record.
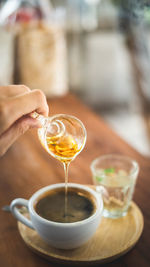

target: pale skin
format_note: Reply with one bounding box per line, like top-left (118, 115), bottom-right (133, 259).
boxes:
top-left (0, 85), bottom-right (49, 157)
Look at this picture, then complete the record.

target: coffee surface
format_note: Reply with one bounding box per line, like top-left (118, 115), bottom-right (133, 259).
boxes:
top-left (35, 188), bottom-right (96, 223)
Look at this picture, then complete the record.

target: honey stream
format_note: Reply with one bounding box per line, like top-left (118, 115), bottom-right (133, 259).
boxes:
top-left (46, 134), bottom-right (81, 218)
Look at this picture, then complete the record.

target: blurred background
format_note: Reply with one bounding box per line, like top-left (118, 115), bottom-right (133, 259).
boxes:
top-left (0, 0), bottom-right (150, 156)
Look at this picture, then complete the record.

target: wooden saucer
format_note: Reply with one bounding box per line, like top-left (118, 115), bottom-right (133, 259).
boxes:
top-left (18, 202), bottom-right (144, 265)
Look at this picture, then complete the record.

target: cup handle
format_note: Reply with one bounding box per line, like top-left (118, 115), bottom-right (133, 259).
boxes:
top-left (10, 198), bottom-right (34, 230)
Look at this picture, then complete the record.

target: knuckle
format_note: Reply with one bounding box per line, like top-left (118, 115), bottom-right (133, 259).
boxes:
top-left (45, 104), bottom-right (49, 112)
top-left (0, 101), bottom-right (7, 124)
top-left (19, 85), bottom-right (30, 93)
top-left (18, 84), bottom-right (31, 93)
top-left (45, 104), bottom-right (49, 114)
top-left (0, 143), bottom-right (6, 157)
top-left (17, 120), bottom-right (29, 135)
top-left (0, 150), bottom-right (5, 157)
top-left (34, 89), bottom-right (46, 101)
top-left (33, 90), bottom-right (48, 115)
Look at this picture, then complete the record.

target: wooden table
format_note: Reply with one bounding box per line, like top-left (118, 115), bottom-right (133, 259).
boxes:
top-left (0, 94), bottom-right (150, 267)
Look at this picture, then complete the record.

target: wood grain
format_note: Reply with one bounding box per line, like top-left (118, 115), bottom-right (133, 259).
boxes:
top-left (0, 93), bottom-right (150, 267)
top-left (18, 201), bottom-right (144, 266)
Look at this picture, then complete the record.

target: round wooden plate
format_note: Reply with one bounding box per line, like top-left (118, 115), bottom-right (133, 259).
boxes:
top-left (18, 201), bottom-right (144, 265)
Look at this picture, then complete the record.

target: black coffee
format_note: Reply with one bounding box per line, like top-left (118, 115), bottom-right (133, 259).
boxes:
top-left (35, 187), bottom-right (96, 223)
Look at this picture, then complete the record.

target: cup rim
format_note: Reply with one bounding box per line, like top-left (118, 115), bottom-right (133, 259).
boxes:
top-left (29, 183), bottom-right (103, 227)
top-left (90, 154), bottom-right (139, 177)
top-left (48, 113), bottom-right (87, 138)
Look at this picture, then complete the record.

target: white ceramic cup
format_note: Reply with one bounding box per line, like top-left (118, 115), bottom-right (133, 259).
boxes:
top-left (10, 183), bottom-right (103, 249)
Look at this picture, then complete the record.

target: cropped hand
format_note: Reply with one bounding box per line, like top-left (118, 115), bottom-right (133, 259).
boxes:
top-left (0, 85), bottom-right (49, 156)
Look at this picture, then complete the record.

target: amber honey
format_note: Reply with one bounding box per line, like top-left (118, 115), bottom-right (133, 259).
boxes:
top-left (46, 134), bottom-right (81, 162)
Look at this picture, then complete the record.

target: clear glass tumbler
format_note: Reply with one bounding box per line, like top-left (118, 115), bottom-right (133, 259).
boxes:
top-left (91, 154), bottom-right (139, 219)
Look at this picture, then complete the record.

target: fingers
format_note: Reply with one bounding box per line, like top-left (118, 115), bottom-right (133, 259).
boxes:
top-left (0, 116), bottom-right (41, 157)
top-left (11, 89), bottom-right (49, 116)
top-left (0, 89), bottom-right (49, 135)
top-left (0, 85), bottom-right (31, 98)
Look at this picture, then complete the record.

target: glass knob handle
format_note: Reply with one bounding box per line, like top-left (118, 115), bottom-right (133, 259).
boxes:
top-left (31, 112), bottom-right (65, 136)
top-left (31, 112), bottom-right (48, 127)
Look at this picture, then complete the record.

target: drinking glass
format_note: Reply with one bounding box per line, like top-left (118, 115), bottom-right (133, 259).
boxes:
top-left (37, 113), bottom-right (87, 163)
top-left (34, 112), bottom-right (87, 219)
top-left (91, 154), bottom-right (139, 219)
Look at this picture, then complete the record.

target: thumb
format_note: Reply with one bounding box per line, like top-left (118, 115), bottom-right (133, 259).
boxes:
top-left (0, 116), bottom-right (41, 157)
